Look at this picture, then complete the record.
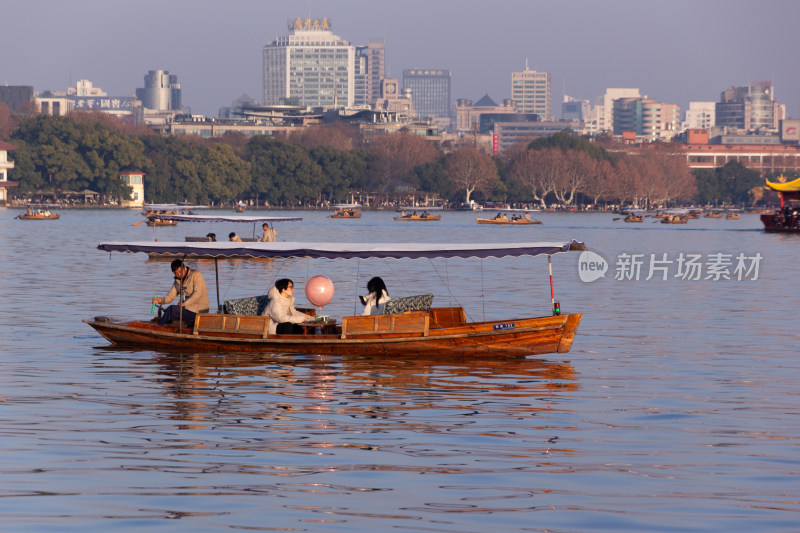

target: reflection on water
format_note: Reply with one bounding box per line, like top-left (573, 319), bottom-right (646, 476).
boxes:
top-left (1, 209), bottom-right (798, 531)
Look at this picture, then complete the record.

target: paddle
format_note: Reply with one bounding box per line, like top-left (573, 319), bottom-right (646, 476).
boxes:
top-left (133, 220), bottom-right (145, 226)
top-left (612, 217), bottom-right (622, 221)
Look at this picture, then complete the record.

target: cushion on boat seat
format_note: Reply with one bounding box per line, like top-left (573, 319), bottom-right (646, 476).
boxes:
top-left (223, 294), bottom-right (270, 315)
top-left (384, 293), bottom-right (434, 315)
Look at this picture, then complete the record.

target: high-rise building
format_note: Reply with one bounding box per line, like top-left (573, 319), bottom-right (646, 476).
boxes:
top-left (511, 65), bottom-right (551, 120)
top-left (561, 95), bottom-right (590, 121)
top-left (597, 88), bottom-right (641, 133)
top-left (135, 70), bottom-right (181, 111)
top-left (684, 102), bottom-right (716, 130)
top-left (402, 69), bottom-right (451, 121)
top-left (716, 82), bottom-right (784, 131)
top-left (263, 17), bottom-right (355, 108)
top-left (354, 39), bottom-right (385, 108)
top-left (613, 97), bottom-right (680, 141)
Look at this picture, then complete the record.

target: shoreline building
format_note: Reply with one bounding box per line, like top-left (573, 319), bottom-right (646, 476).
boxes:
top-left (0, 140), bottom-right (17, 203)
top-left (354, 39), bottom-right (385, 108)
top-left (403, 69), bottom-right (451, 125)
top-left (511, 64), bottom-right (551, 121)
top-left (593, 88), bottom-right (641, 134)
top-left (263, 17), bottom-right (355, 108)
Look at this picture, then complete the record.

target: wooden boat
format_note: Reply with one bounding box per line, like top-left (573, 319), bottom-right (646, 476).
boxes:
top-left (726, 212), bottom-right (740, 220)
top-left (234, 203), bottom-right (247, 213)
top-left (623, 213), bottom-right (644, 223)
top-left (18, 211), bottom-right (60, 220)
top-left (394, 212), bottom-right (441, 221)
top-left (17, 204), bottom-right (61, 220)
top-left (704, 211), bottom-right (723, 219)
top-left (84, 240), bottom-right (585, 358)
top-left (330, 204), bottom-right (361, 219)
top-left (476, 213), bottom-right (541, 225)
top-left (661, 215), bottom-right (688, 224)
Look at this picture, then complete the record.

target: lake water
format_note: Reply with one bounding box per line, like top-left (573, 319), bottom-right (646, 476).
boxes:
top-left (1, 208), bottom-right (798, 532)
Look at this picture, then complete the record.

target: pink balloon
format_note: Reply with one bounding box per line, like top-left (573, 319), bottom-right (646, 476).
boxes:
top-left (305, 275), bottom-right (334, 308)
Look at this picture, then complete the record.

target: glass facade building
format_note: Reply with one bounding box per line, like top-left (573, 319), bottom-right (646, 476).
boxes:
top-left (402, 69), bottom-right (451, 120)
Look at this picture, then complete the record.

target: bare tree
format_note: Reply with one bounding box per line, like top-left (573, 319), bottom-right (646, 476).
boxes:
top-left (366, 131), bottom-right (439, 194)
top-left (445, 145), bottom-right (498, 205)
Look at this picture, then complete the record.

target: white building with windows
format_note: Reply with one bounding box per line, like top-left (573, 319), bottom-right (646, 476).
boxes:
top-left (263, 17), bottom-right (355, 108)
top-left (511, 64), bottom-right (551, 120)
top-left (684, 101), bottom-right (716, 130)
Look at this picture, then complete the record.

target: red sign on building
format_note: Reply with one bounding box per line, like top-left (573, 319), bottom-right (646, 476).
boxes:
top-left (492, 134), bottom-right (499, 156)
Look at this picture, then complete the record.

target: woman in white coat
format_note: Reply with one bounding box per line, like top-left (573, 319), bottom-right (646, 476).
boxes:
top-left (360, 276), bottom-right (391, 316)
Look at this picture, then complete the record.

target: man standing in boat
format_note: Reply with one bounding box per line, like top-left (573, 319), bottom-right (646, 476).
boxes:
top-left (260, 222), bottom-right (277, 242)
top-left (152, 259), bottom-right (209, 327)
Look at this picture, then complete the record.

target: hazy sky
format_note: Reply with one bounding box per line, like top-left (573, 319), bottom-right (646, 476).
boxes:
top-left (5, 0), bottom-right (799, 118)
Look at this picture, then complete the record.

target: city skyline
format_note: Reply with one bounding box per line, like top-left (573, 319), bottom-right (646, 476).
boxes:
top-left (4, 0), bottom-right (799, 119)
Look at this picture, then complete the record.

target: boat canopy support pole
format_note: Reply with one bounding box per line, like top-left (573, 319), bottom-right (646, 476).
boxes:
top-left (215, 258), bottom-right (221, 313)
top-left (548, 255), bottom-right (559, 316)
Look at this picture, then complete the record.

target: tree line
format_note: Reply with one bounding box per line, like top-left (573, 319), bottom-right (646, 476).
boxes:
top-left (2, 109), bottom-right (778, 207)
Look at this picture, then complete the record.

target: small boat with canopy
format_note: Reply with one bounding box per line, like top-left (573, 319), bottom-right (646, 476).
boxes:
top-left (140, 203), bottom-right (209, 226)
top-left (476, 209), bottom-right (541, 225)
top-left (330, 204), bottom-right (362, 219)
top-left (17, 203), bottom-right (61, 220)
top-left (85, 239), bottom-right (585, 358)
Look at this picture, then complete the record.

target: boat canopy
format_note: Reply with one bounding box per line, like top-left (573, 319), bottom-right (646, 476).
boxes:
top-left (332, 204), bottom-right (361, 209)
top-left (766, 176), bottom-right (800, 192)
top-left (142, 214), bottom-right (303, 223)
top-left (142, 203), bottom-right (210, 212)
top-left (98, 240), bottom-right (586, 260)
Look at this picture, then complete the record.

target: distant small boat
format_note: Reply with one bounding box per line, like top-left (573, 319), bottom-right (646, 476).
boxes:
top-left (661, 215), bottom-right (688, 224)
top-left (476, 213), bottom-right (541, 225)
top-left (394, 212), bottom-right (441, 221)
top-left (704, 211), bottom-right (723, 219)
top-left (330, 204), bottom-right (362, 219)
top-left (726, 212), bottom-right (740, 220)
top-left (234, 202), bottom-right (247, 213)
top-left (17, 204), bottom-right (61, 220)
top-left (623, 213), bottom-right (644, 223)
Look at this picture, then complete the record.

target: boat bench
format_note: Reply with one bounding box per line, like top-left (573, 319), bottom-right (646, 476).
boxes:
top-left (341, 311), bottom-right (429, 339)
top-left (429, 307), bottom-right (466, 328)
top-left (185, 236), bottom-right (213, 242)
top-left (193, 314), bottom-right (271, 338)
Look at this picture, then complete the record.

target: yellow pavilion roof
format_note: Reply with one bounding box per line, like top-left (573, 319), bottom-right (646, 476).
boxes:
top-left (765, 176), bottom-right (800, 192)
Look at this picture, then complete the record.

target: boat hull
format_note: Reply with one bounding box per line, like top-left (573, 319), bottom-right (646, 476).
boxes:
top-left (761, 212), bottom-right (800, 232)
top-left (18, 214), bottom-right (60, 220)
top-left (84, 312), bottom-right (581, 358)
top-left (394, 215), bottom-right (441, 221)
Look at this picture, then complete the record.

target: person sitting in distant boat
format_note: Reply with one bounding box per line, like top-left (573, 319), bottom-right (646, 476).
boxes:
top-left (153, 259), bottom-right (209, 327)
top-left (26, 206), bottom-right (33, 215)
top-left (264, 278), bottom-right (313, 335)
top-left (206, 233), bottom-right (216, 242)
top-left (524, 212), bottom-right (531, 220)
top-left (260, 222), bottom-right (277, 242)
top-left (228, 232), bottom-right (243, 242)
top-left (359, 276), bottom-right (391, 316)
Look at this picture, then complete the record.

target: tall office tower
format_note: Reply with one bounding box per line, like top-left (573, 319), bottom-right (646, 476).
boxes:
top-left (402, 69), bottom-right (451, 120)
top-left (355, 39), bottom-right (385, 107)
top-left (716, 81), bottom-right (784, 131)
top-left (263, 17), bottom-right (355, 108)
top-left (511, 64), bottom-right (551, 120)
top-left (135, 70), bottom-right (181, 111)
top-left (684, 102), bottom-right (716, 130)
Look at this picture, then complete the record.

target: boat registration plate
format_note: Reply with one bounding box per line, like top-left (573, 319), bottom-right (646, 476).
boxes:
top-left (493, 322), bottom-right (515, 331)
